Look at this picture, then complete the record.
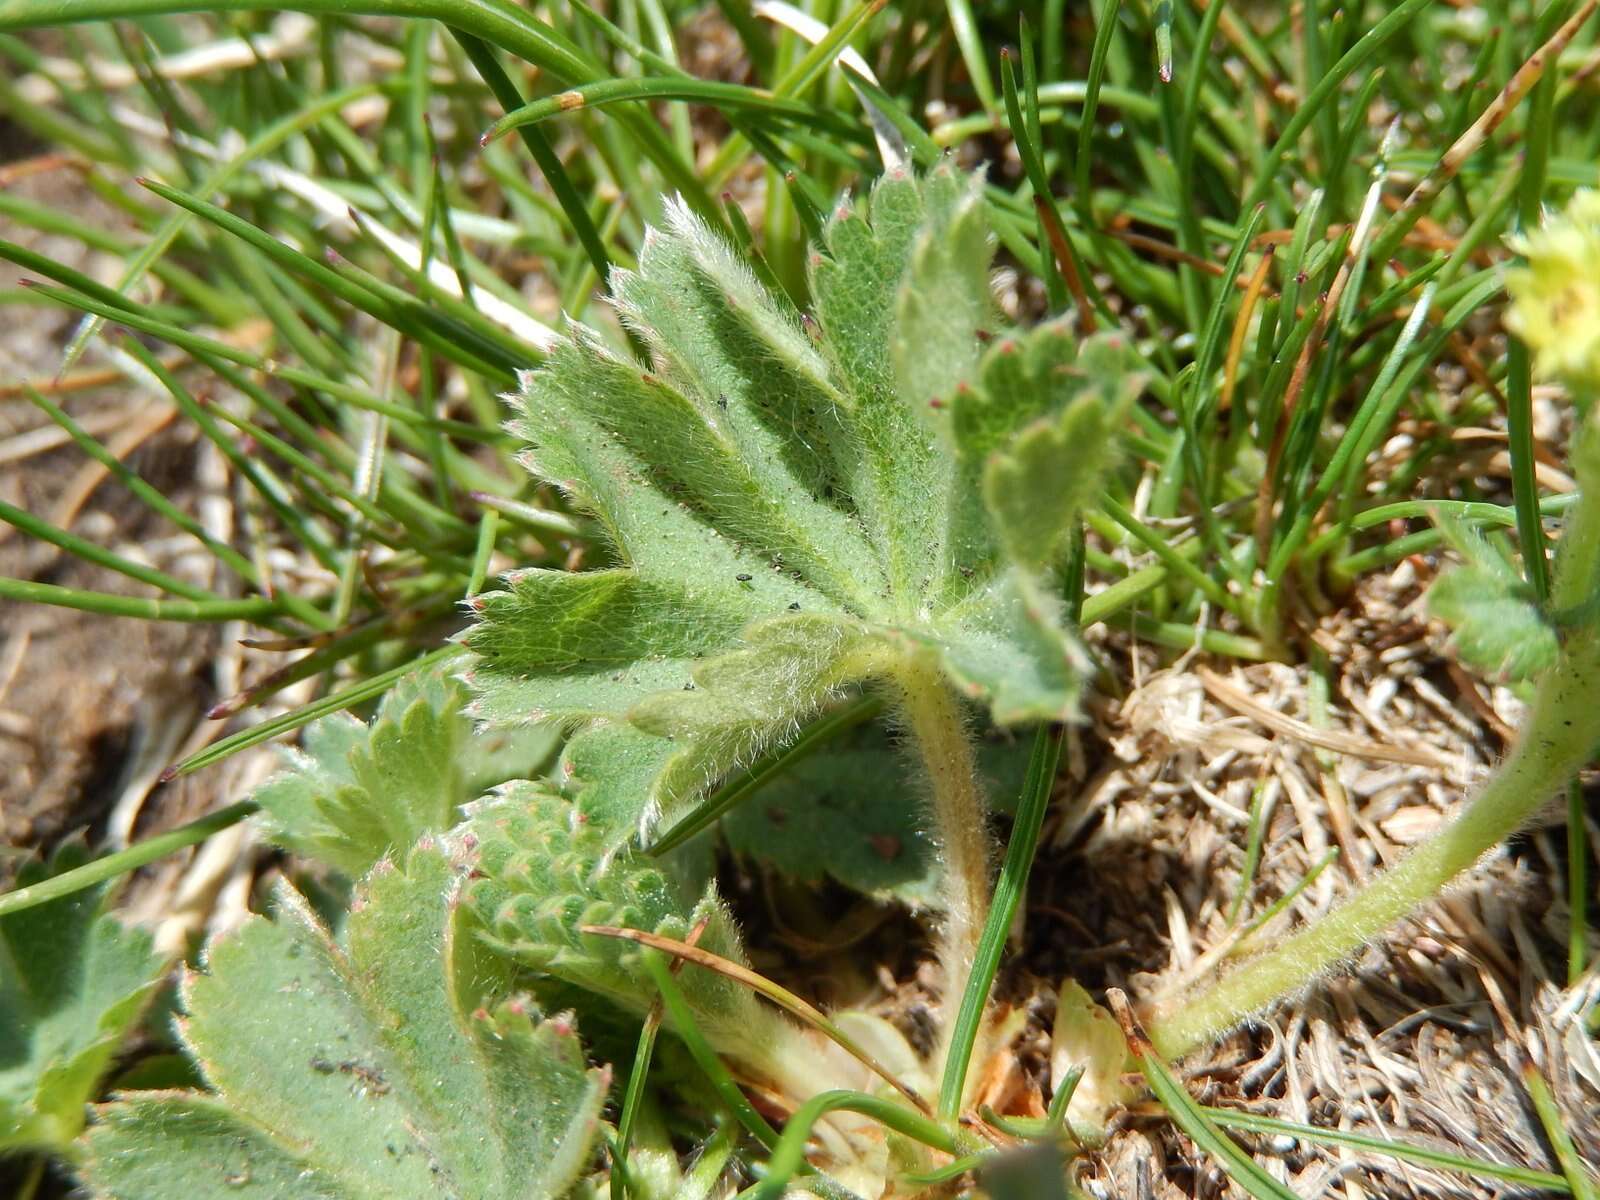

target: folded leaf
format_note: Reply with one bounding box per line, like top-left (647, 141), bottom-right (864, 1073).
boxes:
top-left (82, 844), bottom-right (608, 1200)
top-left (461, 784), bottom-right (793, 1079)
top-left (928, 568), bottom-right (1090, 724)
top-left (629, 614), bottom-right (889, 810)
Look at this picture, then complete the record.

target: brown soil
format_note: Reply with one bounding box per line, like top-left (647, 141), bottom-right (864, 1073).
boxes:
top-left (0, 150), bottom-right (225, 876)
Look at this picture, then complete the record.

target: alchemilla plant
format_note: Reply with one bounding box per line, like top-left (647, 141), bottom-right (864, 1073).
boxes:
top-left (464, 161), bottom-right (1143, 1023)
top-left (6, 161), bottom-right (1600, 1199)
top-left (39, 163), bottom-right (1150, 1198)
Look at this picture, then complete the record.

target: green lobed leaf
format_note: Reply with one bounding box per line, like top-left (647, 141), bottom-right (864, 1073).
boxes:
top-left (82, 843), bottom-right (608, 1200)
top-left (252, 668), bottom-right (557, 878)
top-left (892, 166), bottom-right (993, 423)
top-left (0, 847), bottom-right (167, 1156)
top-left (722, 738), bottom-right (941, 907)
top-left (928, 568), bottom-right (1089, 725)
top-left (1427, 513), bottom-right (1560, 683)
top-left (980, 336), bottom-right (1144, 574)
top-left (468, 162), bottom-right (1148, 849)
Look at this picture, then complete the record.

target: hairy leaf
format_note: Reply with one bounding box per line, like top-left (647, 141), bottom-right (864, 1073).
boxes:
top-left (460, 784), bottom-right (787, 1069)
top-left (253, 669), bottom-right (556, 876)
top-left (468, 162), bottom-right (1141, 841)
top-left (81, 843), bottom-right (608, 1200)
top-left (722, 726), bottom-right (1033, 906)
top-left (0, 847), bottom-right (166, 1155)
top-left (1428, 513), bottom-right (1559, 683)
top-left (722, 741), bottom-right (941, 906)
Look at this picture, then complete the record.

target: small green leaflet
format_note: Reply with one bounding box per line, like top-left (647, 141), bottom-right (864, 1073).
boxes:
top-left (251, 668), bottom-right (557, 877)
top-left (81, 843), bottom-right (608, 1200)
top-left (1427, 512), bottom-right (1559, 683)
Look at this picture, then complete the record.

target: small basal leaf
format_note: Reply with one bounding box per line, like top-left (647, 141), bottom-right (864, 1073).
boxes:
top-left (1427, 513), bottom-right (1559, 683)
top-left (0, 847), bottom-right (167, 1155)
top-left (460, 783), bottom-right (791, 1075)
top-left (252, 668), bottom-right (555, 877)
top-left (722, 723), bottom-right (1033, 906)
top-left (81, 842), bottom-right (608, 1200)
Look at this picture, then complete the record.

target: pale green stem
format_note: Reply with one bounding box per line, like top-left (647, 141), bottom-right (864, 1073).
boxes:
top-left (1149, 410), bottom-right (1600, 1061)
top-left (891, 653), bottom-right (993, 1057)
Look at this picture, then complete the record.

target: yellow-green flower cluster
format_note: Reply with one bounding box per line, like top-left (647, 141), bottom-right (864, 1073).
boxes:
top-left (1505, 188), bottom-right (1600, 387)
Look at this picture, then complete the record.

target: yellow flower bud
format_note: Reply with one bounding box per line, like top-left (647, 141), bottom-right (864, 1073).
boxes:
top-left (1504, 188), bottom-right (1600, 386)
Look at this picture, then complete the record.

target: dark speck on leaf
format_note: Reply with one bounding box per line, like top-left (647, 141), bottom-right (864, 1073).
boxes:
top-left (735, 573), bottom-right (752, 582)
top-left (788, 602), bottom-right (801, 611)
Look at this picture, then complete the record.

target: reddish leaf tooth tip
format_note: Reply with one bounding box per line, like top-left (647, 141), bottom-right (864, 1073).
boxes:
top-left (868, 834), bottom-right (901, 862)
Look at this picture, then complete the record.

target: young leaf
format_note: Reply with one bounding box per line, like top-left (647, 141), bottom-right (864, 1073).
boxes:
top-left (81, 842), bottom-right (609, 1200)
top-left (466, 162), bottom-right (1142, 839)
top-left (460, 783), bottom-right (793, 1077)
top-left (0, 847), bottom-right (167, 1155)
top-left (1427, 512), bottom-right (1560, 683)
top-left (252, 668), bottom-right (557, 877)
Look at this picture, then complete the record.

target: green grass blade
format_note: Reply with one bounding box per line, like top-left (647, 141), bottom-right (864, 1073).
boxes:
top-left (0, 576), bottom-right (280, 623)
top-left (938, 723), bottom-right (1064, 1121)
top-left (0, 802), bottom-right (259, 918)
top-left (1112, 993), bottom-right (1298, 1200)
top-left (1203, 1107), bottom-right (1572, 1194)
